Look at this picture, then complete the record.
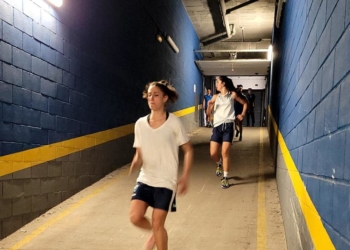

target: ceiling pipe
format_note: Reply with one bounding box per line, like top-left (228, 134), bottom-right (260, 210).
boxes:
top-left (201, 32), bottom-right (228, 47)
top-left (276, 0), bottom-right (286, 28)
top-left (195, 49), bottom-right (269, 53)
top-left (201, 0), bottom-right (260, 46)
top-left (226, 0), bottom-right (259, 15)
top-left (220, 0), bottom-right (233, 39)
top-left (201, 0), bottom-right (234, 46)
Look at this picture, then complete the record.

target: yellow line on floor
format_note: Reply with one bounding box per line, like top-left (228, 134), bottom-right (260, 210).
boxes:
top-left (257, 128), bottom-right (267, 249)
top-left (9, 168), bottom-right (129, 250)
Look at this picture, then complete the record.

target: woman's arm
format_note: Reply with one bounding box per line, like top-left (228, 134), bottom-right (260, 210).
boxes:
top-left (129, 148), bottom-right (142, 175)
top-left (232, 92), bottom-right (247, 121)
top-left (178, 141), bottom-right (193, 195)
top-left (206, 94), bottom-right (217, 116)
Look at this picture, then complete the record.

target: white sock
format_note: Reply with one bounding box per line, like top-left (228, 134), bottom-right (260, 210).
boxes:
top-left (224, 172), bottom-right (228, 178)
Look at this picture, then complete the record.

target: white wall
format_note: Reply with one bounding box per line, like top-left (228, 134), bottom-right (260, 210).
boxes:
top-left (229, 76), bottom-right (266, 90)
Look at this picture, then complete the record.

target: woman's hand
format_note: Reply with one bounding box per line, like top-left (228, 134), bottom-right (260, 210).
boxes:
top-left (232, 92), bottom-right (247, 120)
top-left (178, 142), bottom-right (192, 195)
top-left (177, 175), bottom-right (189, 195)
top-left (236, 114), bottom-right (245, 121)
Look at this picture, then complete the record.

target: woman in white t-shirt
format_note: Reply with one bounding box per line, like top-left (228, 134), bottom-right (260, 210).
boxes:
top-left (129, 80), bottom-right (193, 250)
top-left (206, 76), bottom-right (247, 189)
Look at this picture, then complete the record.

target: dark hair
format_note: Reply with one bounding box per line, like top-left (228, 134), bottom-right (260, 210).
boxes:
top-left (142, 80), bottom-right (179, 103)
top-left (218, 76), bottom-right (236, 92)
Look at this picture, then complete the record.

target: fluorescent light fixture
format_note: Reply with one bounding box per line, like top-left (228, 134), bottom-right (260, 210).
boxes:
top-left (48, 0), bottom-right (63, 7)
top-left (166, 35), bottom-right (179, 53)
top-left (268, 45), bottom-right (273, 61)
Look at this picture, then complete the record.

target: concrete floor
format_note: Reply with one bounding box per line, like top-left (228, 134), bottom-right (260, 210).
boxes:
top-left (0, 127), bottom-right (287, 250)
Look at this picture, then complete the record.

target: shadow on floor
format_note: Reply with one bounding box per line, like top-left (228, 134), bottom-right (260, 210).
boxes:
top-left (228, 171), bottom-right (276, 186)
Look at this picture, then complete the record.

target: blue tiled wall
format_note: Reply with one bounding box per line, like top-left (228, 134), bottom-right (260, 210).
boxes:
top-left (0, 0), bottom-right (202, 239)
top-left (0, 0), bottom-right (202, 156)
top-left (271, 0), bottom-right (350, 248)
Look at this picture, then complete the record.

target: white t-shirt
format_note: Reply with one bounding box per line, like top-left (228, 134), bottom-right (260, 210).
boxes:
top-left (133, 113), bottom-right (189, 191)
top-left (213, 92), bottom-right (235, 127)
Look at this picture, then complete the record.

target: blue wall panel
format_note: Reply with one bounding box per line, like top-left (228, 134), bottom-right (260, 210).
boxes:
top-left (347, 1), bottom-right (350, 26)
top-left (339, 75), bottom-right (350, 127)
top-left (332, 183), bottom-right (350, 238)
top-left (271, 0), bottom-right (350, 247)
top-left (334, 28), bottom-right (350, 85)
top-left (345, 129), bottom-right (350, 180)
top-left (312, 70), bottom-right (322, 107)
top-left (0, 0), bottom-right (203, 237)
top-left (0, 0), bottom-right (202, 156)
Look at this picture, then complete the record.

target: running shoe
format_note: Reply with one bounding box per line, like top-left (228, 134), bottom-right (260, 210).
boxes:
top-left (216, 164), bottom-right (223, 177)
top-left (221, 177), bottom-right (229, 189)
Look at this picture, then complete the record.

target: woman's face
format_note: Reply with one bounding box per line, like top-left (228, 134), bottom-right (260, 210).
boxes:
top-left (215, 78), bottom-right (225, 92)
top-left (147, 85), bottom-right (168, 111)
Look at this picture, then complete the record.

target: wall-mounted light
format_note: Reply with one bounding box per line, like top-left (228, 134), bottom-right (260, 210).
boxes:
top-left (156, 34), bottom-right (163, 43)
top-left (156, 29), bottom-right (163, 43)
top-left (139, 1), bottom-right (179, 53)
top-left (155, 31), bottom-right (179, 53)
top-left (47, 0), bottom-right (63, 7)
top-left (165, 35), bottom-right (179, 53)
top-left (268, 45), bottom-right (273, 61)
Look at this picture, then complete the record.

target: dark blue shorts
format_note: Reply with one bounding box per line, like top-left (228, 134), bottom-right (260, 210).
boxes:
top-left (210, 122), bottom-right (234, 144)
top-left (131, 182), bottom-right (176, 212)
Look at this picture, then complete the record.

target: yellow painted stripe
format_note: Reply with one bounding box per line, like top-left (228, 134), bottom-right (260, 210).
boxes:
top-left (257, 128), bottom-right (267, 249)
top-left (0, 106), bottom-right (196, 177)
top-left (9, 167), bottom-right (129, 250)
top-left (268, 106), bottom-right (335, 250)
top-left (0, 124), bottom-right (134, 177)
top-left (173, 106), bottom-right (195, 117)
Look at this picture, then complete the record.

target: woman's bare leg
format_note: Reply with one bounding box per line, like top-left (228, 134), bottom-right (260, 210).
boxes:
top-left (129, 200), bottom-right (151, 229)
top-left (210, 141), bottom-right (221, 162)
top-left (142, 233), bottom-right (155, 250)
top-left (221, 142), bottom-right (231, 173)
top-left (130, 200), bottom-right (155, 249)
top-left (239, 121), bottom-right (243, 141)
top-left (152, 208), bottom-right (168, 250)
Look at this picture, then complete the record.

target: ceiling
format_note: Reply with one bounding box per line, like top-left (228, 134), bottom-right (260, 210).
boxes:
top-left (181, 0), bottom-right (276, 76)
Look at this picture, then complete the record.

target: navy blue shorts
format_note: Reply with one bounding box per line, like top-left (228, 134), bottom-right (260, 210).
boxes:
top-left (131, 182), bottom-right (176, 212)
top-left (210, 122), bottom-right (234, 144)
